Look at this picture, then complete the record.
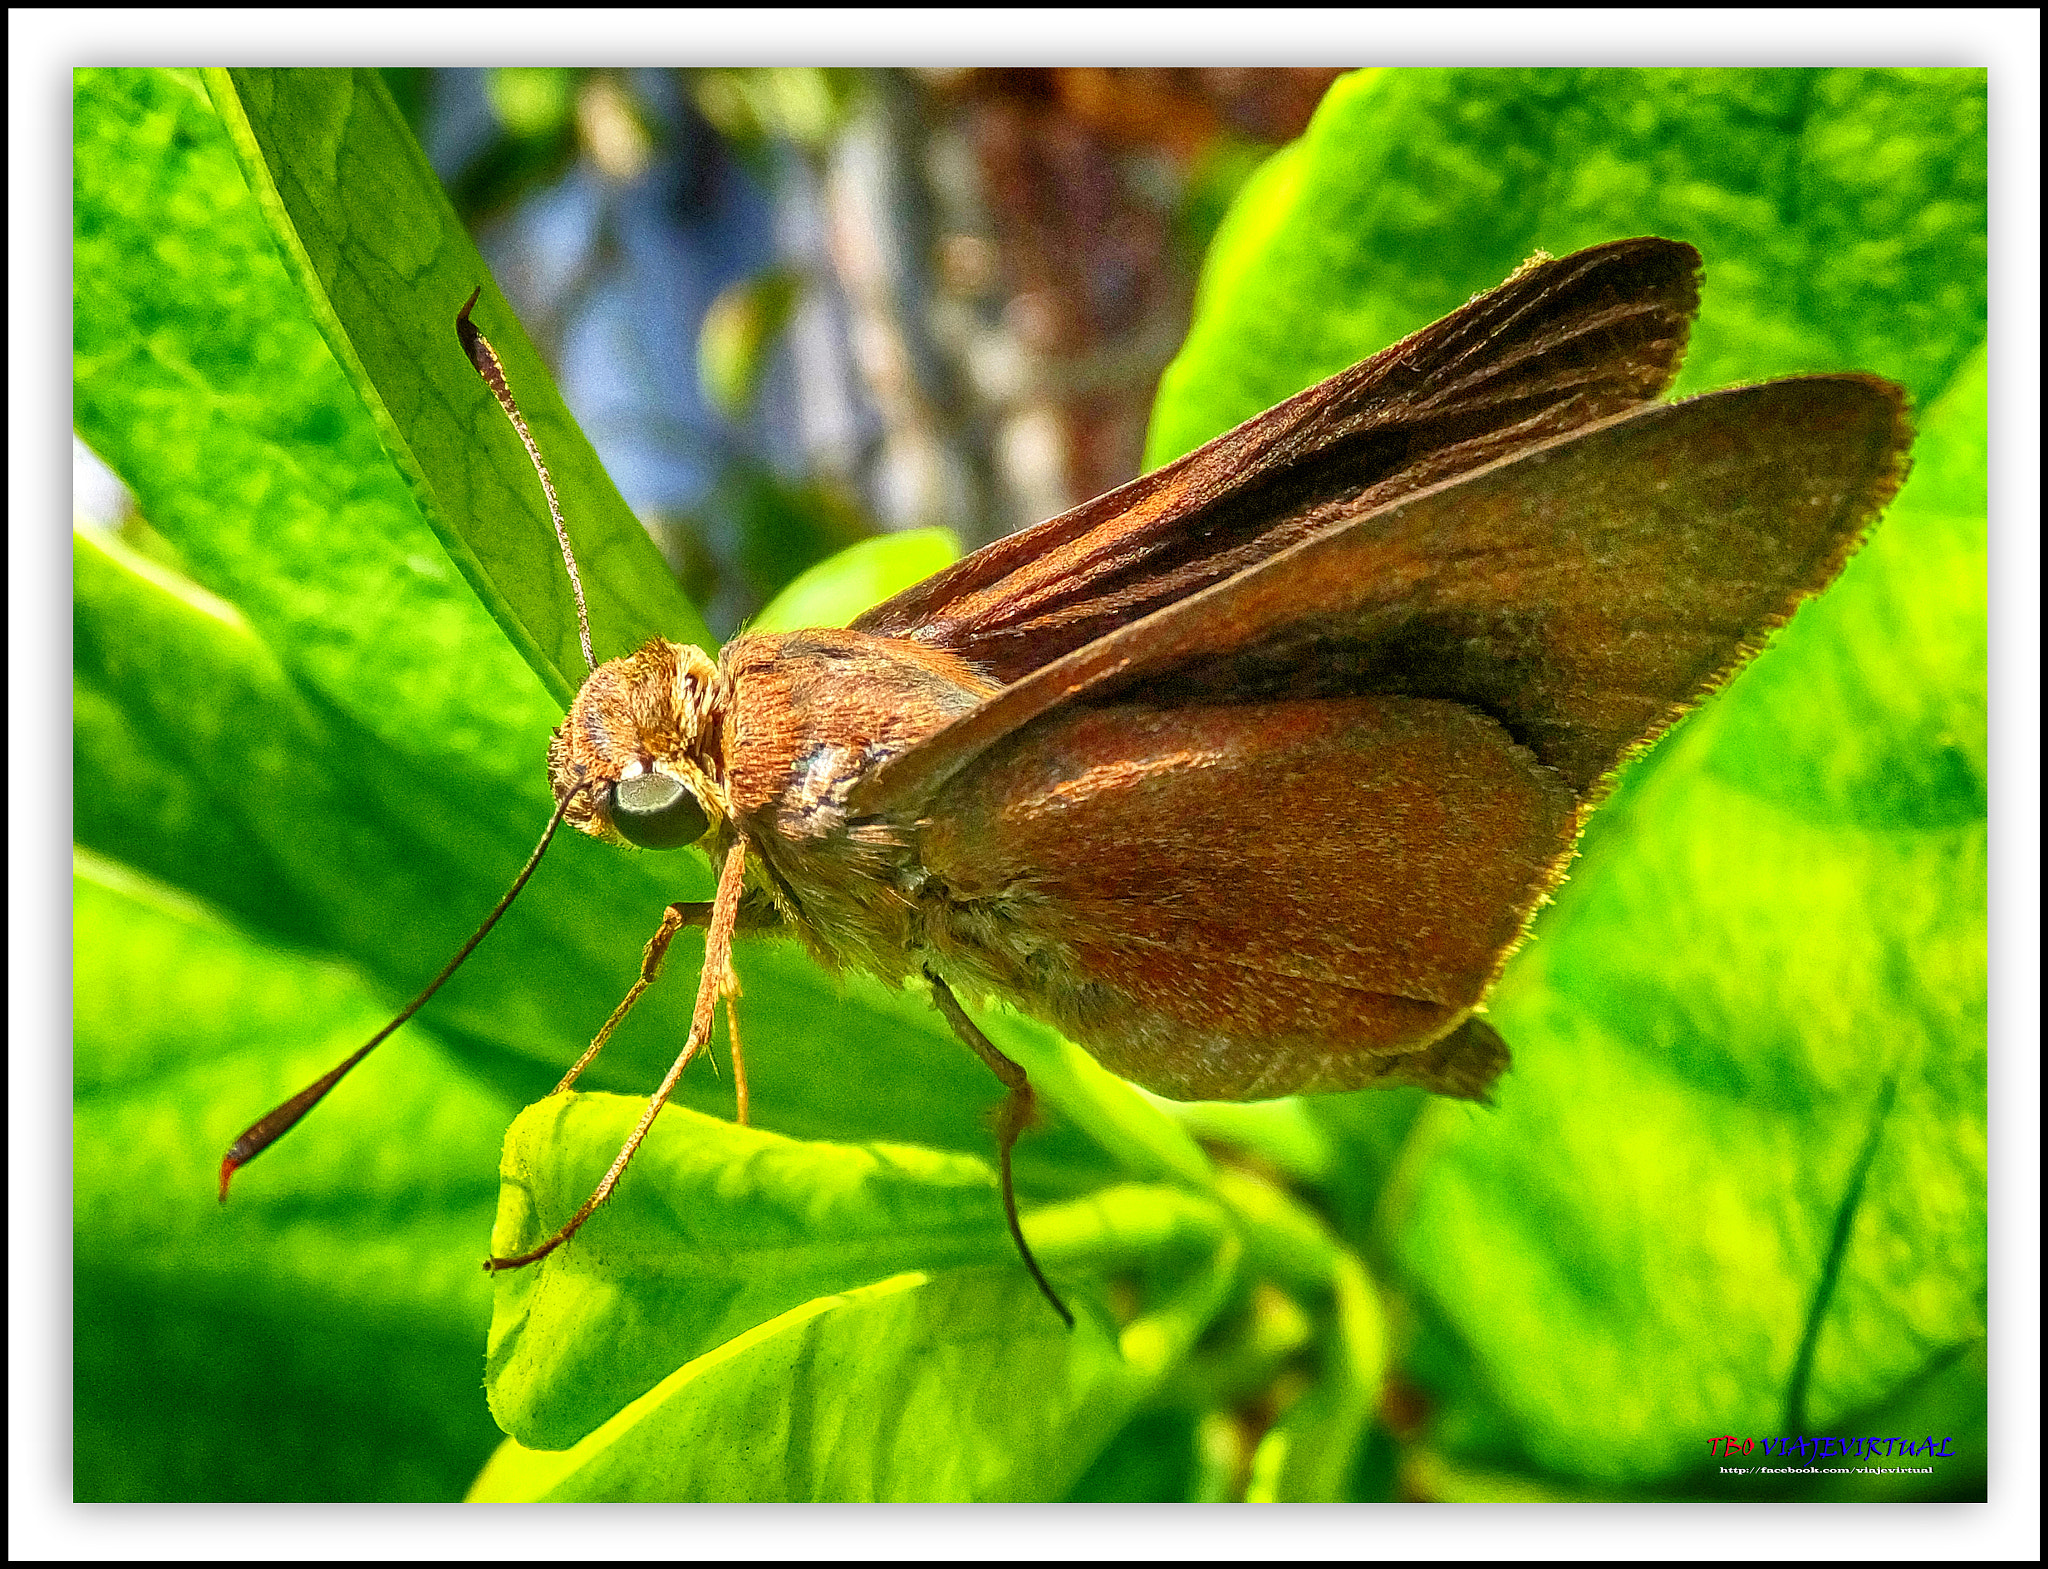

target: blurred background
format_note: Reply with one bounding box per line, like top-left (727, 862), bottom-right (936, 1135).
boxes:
top-left (80, 68), bottom-right (1347, 631)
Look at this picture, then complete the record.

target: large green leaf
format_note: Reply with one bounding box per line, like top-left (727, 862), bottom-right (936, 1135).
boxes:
top-left (468, 1258), bottom-right (1235, 1502)
top-left (1395, 345), bottom-right (1986, 1487)
top-left (483, 1099), bottom-right (1027, 1449)
top-left (73, 845), bottom-right (511, 1500)
top-left (1150, 69), bottom-right (1984, 467)
top-left (208, 68), bottom-right (707, 698)
top-left (1147, 67), bottom-right (1985, 1494)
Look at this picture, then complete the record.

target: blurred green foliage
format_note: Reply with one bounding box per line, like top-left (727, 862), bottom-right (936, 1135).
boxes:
top-left (698, 268), bottom-right (804, 424)
top-left (691, 66), bottom-right (865, 168)
top-left (73, 66), bottom-right (1984, 1501)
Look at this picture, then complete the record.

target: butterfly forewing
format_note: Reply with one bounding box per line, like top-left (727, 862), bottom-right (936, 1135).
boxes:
top-left (853, 236), bottom-right (1702, 685)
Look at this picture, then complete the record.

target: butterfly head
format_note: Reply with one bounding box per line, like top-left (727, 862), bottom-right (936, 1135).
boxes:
top-left (548, 639), bottom-right (731, 852)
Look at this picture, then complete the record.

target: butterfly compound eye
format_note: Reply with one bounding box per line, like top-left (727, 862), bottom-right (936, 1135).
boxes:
top-left (611, 772), bottom-right (710, 850)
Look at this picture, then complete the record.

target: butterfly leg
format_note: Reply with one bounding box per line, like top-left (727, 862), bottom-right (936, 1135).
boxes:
top-left (550, 901), bottom-right (711, 1094)
top-left (548, 898), bottom-right (753, 1123)
top-left (924, 969), bottom-right (1074, 1328)
top-left (488, 843), bottom-right (748, 1272)
top-left (721, 976), bottom-right (748, 1126)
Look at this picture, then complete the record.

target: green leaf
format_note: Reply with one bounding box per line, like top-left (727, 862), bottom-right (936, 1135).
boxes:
top-left (749, 526), bottom-right (961, 633)
top-left (1211, 1174), bottom-right (1384, 1502)
top-left (484, 1097), bottom-right (1023, 1450)
top-left (1245, 1255), bottom-right (1385, 1503)
top-left (470, 1244), bottom-right (1237, 1501)
top-left (1150, 68), bottom-right (1985, 467)
top-left (74, 68), bottom-right (561, 768)
top-left (206, 67), bottom-right (708, 695)
top-left (698, 267), bottom-right (804, 423)
top-left (483, 1018), bottom-right (1224, 1451)
top-left (1399, 346), bottom-right (1986, 1484)
top-left (73, 850), bottom-right (510, 1500)
top-left (1143, 66), bottom-right (1984, 1491)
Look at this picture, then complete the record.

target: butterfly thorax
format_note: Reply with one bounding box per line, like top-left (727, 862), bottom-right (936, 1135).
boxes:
top-left (718, 628), bottom-right (1000, 982)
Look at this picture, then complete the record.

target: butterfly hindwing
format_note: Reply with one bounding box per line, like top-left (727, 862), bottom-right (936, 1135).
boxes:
top-left (914, 694), bottom-right (1577, 1099)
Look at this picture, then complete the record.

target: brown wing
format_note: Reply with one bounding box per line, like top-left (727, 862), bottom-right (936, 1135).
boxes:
top-left (916, 697), bottom-right (1576, 1100)
top-left (853, 375), bottom-right (1912, 822)
top-left (852, 237), bottom-right (1701, 684)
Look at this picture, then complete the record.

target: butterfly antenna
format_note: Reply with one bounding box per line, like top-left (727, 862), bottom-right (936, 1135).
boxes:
top-left (456, 287), bottom-right (596, 678)
top-left (218, 787), bottom-right (583, 1202)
